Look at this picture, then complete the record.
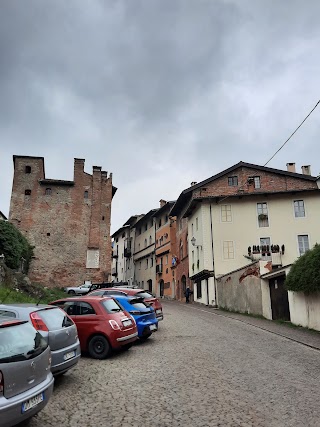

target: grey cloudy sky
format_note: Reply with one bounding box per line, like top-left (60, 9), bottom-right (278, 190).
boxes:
top-left (1, 0), bottom-right (320, 232)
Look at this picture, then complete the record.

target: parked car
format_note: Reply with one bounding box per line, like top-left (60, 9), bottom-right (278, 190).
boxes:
top-left (64, 283), bottom-right (91, 295)
top-left (111, 296), bottom-right (158, 340)
top-left (103, 288), bottom-right (164, 321)
top-left (0, 317), bottom-right (54, 427)
top-left (49, 296), bottom-right (138, 359)
top-left (0, 304), bottom-right (81, 376)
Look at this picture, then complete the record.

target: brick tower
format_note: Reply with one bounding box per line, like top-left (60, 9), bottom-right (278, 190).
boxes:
top-left (9, 156), bottom-right (116, 287)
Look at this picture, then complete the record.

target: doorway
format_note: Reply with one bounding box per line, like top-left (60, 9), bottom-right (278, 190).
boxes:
top-left (269, 275), bottom-right (290, 321)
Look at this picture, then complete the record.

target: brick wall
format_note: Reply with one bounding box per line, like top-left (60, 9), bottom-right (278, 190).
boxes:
top-left (192, 166), bottom-right (317, 199)
top-left (9, 156), bottom-right (114, 287)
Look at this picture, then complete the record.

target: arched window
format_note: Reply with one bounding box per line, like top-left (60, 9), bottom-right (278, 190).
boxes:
top-left (149, 235), bottom-right (152, 245)
top-left (25, 166), bottom-right (31, 174)
top-left (45, 188), bottom-right (52, 196)
top-left (84, 190), bottom-right (89, 199)
top-left (144, 238), bottom-right (147, 248)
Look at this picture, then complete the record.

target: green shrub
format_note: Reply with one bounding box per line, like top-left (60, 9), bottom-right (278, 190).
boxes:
top-left (0, 221), bottom-right (34, 272)
top-left (285, 243), bottom-right (320, 293)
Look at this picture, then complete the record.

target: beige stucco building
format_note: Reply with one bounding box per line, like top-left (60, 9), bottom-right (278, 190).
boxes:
top-left (171, 161), bottom-right (320, 307)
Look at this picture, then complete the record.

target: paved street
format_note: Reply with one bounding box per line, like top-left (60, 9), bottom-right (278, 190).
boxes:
top-left (30, 301), bottom-right (320, 427)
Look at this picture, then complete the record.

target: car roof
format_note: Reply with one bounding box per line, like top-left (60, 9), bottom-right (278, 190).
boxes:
top-left (0, 303), bottom-right (54, 313)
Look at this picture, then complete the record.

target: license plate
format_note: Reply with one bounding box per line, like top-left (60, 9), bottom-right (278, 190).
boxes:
top-left (150, 324), bottom-right (157, 331)
top-left (64, 350), bottom-right (76, 361)
top-left (122, 319), bottom-right (132, 327)
top-left (156, 309), bottom-right (162, 314)
top-left (22, 392), bottom-right (44, 413)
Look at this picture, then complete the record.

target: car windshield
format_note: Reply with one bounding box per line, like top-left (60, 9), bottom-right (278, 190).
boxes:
top-left (101, 299), bottom-right (124, 313)
top-left (37, 307), bottom-right (74, 330)
top-left (0, 322), bottom-right (47, 363)
top-left (135, 291), bottom-right (154, 299)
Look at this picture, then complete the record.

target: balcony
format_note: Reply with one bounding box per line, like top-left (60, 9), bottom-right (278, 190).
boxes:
top-left (112, 251), bottom-right (119, 259)
top-left (248, 244), bottom-right (284, 266)
top-left (112, 267), bottom-right (118, 276)
top-left (124, 247), bottom-right (132, 258)
top-left (156, 264), bottom-right (163, 274)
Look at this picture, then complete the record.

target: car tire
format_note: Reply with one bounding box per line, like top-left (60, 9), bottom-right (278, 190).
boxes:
top-left (122, 343), bottom-right (133, 351)
top-left (140, 333), bottom-right (152, 341)
top-left (68, 290), bottom-right (75, 295)
top-left (88, 335), bottom-right (111, 359)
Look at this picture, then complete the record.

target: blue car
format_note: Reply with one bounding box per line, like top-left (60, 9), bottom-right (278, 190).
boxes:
top-left (112, 296), bottom-right (158, 340)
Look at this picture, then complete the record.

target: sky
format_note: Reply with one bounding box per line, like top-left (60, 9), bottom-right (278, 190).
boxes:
top-left (1, 0), bottom-right (320, 233)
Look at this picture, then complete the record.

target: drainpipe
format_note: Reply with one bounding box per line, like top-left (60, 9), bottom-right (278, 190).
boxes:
top-left (209, 203), bottom-right (218, 308)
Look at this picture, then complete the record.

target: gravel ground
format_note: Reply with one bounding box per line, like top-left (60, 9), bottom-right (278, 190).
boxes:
top-left (29, 301), bottom-right (320, 427)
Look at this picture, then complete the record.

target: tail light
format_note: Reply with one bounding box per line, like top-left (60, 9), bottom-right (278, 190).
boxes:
top-left (0, 371), bottom-right (3, 396)
top-left (30, 312), bottom-right (49, 331)
top-left (109, 320), bottom-right (120, 330)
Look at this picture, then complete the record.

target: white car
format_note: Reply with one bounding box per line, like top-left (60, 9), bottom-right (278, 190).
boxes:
top-left (64, 284), bottom-right (91, 295)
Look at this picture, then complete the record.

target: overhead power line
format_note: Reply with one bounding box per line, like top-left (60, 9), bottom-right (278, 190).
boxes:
top-left (264, 99), bottom-right (320, 166)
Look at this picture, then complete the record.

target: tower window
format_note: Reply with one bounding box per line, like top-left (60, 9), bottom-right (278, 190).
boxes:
top-left (45, 188), bottom-right (52, 196)
top-left (47, 233), bottom-right (50, 236)
top-left (25, 166), bottom-right (31, 174)
top-left (25, 189), bottom-right (31, 196)
top-left (84, 191), bottom-right (89, 199)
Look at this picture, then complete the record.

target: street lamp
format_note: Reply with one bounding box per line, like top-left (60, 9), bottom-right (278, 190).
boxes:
top-left (191, 237), bottom-right (202, 249)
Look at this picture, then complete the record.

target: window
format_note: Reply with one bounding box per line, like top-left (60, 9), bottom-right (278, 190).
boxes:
top-left (25, 166), bottom-right (31, 174)
top-left (196, 217), bottom-right (198, 231)
top-left (223, 241), bottom-right (234, 259)
top-left (102, 299), bottom-right (123, 313)
top-left (146, 259), bottom-right (148, 269)
top-left (139, 261), bottom-right (141, 270)
top-left (138, 243), bottom-right (141, 250)
top-left (298, 235), bottom-right (309, 256)
top-left (144, 238), bottom-right (147, 248)
top-left (165, 255), bottom-right (168, 265)
top-left (145, 223), bottom-right (148, 231)
top-left (221, 205), bottom-right (232, 222)
top-left (138, 228), bottom-right (142, 235)
top-left (196, 247), bottom-right (200, 267)
top-left (260, 237), bottom-right (270, 247)
top-left (197, 282), bottom-right (202, 299)
top-left (254, 176), bottom-right (261, 189)
top-left (257, 203), bottom-right (269, 227)
top-left (25, 189), bottom-right (31, 196)
top-left (78, 302), bottom-right (96, 315)
top-left (294, 200), bottom-right (305, 218)
top-left (149, 236), bottom-right (152, 245)
top-left (192, 250), bottom-right (194, 263)
top-left (151, 257), bottom-right (154, 267)
top-left (84, 190), bottom-right (89, 199)
top-left (191, 223), bottom-right (194, 235)
top-left (45, 188), bottom-right (52, 196)
top-left (158, 219), bottom-right (162, 228)
top-left (228, 176), bottom-right (238, 186)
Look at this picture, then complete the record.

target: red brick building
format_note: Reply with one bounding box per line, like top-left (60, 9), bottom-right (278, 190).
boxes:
top-left (175, 214), bottom-right (192, 302)
top-left (9, 156), bottom-right (116, 287)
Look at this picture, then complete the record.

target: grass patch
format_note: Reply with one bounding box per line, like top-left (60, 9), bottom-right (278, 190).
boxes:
top-left (0, 283), bottom-right (66, 305)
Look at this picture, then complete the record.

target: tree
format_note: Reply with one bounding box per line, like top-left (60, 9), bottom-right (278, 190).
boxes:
top-left (285, 243), bottom-right (320, 293)
top-left (0, 221), bottom-right (34, 272)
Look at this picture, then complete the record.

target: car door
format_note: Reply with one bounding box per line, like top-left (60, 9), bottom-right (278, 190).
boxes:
top-left (72, 302), bottom-right (101, 350)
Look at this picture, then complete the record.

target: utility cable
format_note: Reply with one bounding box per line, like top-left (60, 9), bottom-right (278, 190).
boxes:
top-left (264, 99), bottom-right (320, 166)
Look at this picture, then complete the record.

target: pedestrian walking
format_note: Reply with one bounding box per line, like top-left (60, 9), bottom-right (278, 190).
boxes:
top-left (185, 287), bottom-right (192, 303)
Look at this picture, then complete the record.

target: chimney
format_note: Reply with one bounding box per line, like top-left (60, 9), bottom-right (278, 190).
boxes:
top-left (190, 181), bottom-right (197, 186)
top-left (286, 163), bottom-right (296, 173)
top-left (159, 199), bottom-right (167, 208)
top-left (74, 158), bottom-right (85, 180)
top-left (301, 165), bottom-right (311, 176)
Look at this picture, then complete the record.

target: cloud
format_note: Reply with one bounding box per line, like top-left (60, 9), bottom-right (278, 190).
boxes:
top-left (1, 0), bottom-right (320, 231)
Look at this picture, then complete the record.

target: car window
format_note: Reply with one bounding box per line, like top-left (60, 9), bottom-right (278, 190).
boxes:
top-left (130, 301), bottom-right (149, 311)
top-left (0, 322), bottom-right (47, 362)
top-left (37, 307), bottom-right (74, 329)
top-left (89, 290), bottom-right (105, 296)
top-left (134, 291), bottom-right (154, 299)
top-left (78, 302), bottom-right (96, 315)
top-left (101, 299), bottom-right (124, 313)
top-left (0, 309), bottom-right (16, 318)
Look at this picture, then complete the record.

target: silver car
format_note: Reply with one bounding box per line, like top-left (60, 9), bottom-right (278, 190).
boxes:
top-left (0, 317), bottom-right (54, 427)
top-left (0, 304), bottom-right (81, 376)
top-left (64, 283), bottom-right (91, 295)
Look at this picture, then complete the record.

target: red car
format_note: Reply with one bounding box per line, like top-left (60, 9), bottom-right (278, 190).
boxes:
top-left (89, 288), bottom-right (164, 321)
top-left (49, 296), bottom-right (138, 359)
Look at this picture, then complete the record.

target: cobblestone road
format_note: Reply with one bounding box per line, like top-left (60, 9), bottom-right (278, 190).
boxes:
top-left (29, 301), bottom-right (320, 427)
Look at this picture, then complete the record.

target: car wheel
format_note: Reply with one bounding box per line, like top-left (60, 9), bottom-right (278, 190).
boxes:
top-left (122, 343), bottom-right (133, 351)
top-left (140, 333), bottom-right (152, 341)
top-left (88, 335), bottom-right (111, 359)
top-left (68, 290), bottom-right (75, 294)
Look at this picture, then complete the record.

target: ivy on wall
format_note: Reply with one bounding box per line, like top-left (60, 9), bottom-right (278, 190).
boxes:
top-left (0, 221), bottom-right (34, 272)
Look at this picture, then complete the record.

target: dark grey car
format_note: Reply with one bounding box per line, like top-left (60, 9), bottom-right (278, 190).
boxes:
top-left (0, 304), bottom-right (81, 376)
top-left (0, 318), bottom-right (54, 427)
